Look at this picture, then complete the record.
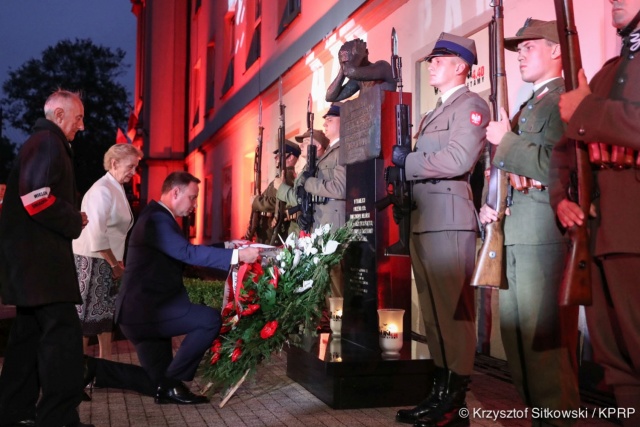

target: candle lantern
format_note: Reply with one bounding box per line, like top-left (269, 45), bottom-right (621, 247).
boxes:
top-left (328, 337), bottom-right (342, 362)
top-left (377, 308), bottom-right (405, 358)
top-left (329, 297), bottom-right (343, 336)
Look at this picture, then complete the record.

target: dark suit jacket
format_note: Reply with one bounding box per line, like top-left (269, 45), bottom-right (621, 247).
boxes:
top-left (115, 200), bottom-right (233, 325)
top-left (0, 118), bottom-right (83, 306)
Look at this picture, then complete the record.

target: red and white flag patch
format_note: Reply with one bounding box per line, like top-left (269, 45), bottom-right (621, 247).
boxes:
top-left (21, 187), bottom-right (56, 216)
top-left (470, 111), bottom-right (483, 126)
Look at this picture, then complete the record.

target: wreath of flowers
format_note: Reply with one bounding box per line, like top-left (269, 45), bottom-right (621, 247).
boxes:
top-left (201, 220), bottom-right (361, 393)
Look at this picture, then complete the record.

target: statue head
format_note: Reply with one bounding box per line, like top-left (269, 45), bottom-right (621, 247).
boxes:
top-left (338, 39), bottom-right (368, 64)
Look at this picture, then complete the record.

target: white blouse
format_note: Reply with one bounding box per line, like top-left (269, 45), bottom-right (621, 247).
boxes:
top-left (72, 172), bottom-right (133, 261)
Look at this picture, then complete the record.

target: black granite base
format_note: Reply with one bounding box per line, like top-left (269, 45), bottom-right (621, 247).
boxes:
top-left (286, 334), bottom-right (433, 409)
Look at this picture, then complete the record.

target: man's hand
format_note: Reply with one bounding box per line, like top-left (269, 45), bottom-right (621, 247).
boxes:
top-left (349, 39), bottom-right (367, 65)
top-left (556, 198), bottom-right (587, 228)
top-left (559, 69), bottom-right (591, 123)
top-left (238, 247), bottom-right (260, 264)
top-left (392, 145), bottom-right (411, 168)
top-left (80, 212), bottom-right (89, 229)
top-left (486, 107), bottom-right (510, 146)
top-left (479, 204), bottom-right (497, 225)
top-left (298, 214), bottom-right (312, 231)
top-left (273, 175), bottom-right (284, 190)
top-left (298, 171), bottom-right (312, 187)
top-left (479, 204), bottom-right (510, 225)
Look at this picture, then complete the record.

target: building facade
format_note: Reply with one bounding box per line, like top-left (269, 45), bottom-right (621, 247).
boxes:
top-left (128, 0), bottom-right (617, 358)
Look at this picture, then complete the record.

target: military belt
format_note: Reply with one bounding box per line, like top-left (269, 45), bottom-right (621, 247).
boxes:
top-left (414, 174), bottom-right (469, 185)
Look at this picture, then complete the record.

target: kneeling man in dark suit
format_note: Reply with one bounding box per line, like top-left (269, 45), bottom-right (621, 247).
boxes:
top-left (83, 171), bottom-right (260, 404)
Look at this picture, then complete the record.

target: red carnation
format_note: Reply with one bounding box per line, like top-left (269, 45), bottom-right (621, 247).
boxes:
top-left (221, 302), bottom-right (235, 317)
top-left (241, 304), bottom-right (260, 316)
top-left (260, 320), bottom-right (278, 339)
top-left (219, 324), bottom-right (232, 334)
top-left (239, 289), bottom-right (257, 303)
top-left (299, 230), bottom-right (311, 238)
top-left (231, 340), bottom-right (243, 362)
top-left (231, 347), bottom-right (242, 362)
top-left (210, 352), bottom-right (220, 364)
top-left (211, 339), bottom-right (222, 353)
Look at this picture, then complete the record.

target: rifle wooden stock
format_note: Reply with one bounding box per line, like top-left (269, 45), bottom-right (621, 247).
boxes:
top-left (554, 0), bottom-right (593, 306)
top-left (471, 0), bottom-right (508, 289)
top-left (244, 122), bottom-right (264, 240)
top-left (559, 218), bottom-right (591, 305)
top-left (472, 167), bottom-right (508, 288)
top-left (270, 130), bottom-right (288, 245)
top-left (270, 88), bottom-right (288, 245)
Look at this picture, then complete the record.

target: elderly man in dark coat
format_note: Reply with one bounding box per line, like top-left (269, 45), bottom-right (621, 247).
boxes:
top-left (0, 90), bottom-right (91, 427)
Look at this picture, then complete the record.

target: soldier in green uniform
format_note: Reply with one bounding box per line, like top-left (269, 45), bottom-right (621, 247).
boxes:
top-left (479, 19), bottom-right (579, 427)
top-left (250, 140), bottom-right (300, 243)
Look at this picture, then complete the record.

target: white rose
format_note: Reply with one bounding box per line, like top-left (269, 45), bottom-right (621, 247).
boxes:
top-left (322, 240), bottom-right (339, 255)
top-left (292, 249), bottom-right (302, 268)
top-left (295, 279), bottom-right (314, 293)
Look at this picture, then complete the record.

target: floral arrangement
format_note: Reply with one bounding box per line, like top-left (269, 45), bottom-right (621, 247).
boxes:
top-left (200, 220), bottom-right (360, 394)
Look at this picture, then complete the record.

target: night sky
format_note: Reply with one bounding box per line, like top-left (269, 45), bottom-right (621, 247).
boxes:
top-left (0, 0), bottom-right (136, 142)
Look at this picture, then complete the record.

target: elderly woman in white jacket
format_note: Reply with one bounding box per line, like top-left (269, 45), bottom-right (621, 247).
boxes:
top-left (73, 144), bottom-right (142, 360)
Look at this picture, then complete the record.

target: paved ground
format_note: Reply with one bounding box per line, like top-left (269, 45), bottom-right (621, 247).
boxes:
top-left (59, 339), bottom-right (619, 427)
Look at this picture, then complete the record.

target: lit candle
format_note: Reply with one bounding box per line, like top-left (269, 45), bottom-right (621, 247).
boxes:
top-left (329, 297), bottom-right (343, 336)
top-left (377, 309), bottom-right (405, 358)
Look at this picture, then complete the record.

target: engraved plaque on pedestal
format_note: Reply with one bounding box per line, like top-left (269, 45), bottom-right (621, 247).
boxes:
top-left (340, 87), bottom-right (383, 164)
top-left (341, 88), bottom-right (413, 351)
top-left (286, 89), bottom-right (431, 410)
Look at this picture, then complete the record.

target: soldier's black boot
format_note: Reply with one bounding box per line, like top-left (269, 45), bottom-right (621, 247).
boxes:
top-left (395, 366), bottom-right (448, 424)
top-left (414, 370), bottom-right (470, 427)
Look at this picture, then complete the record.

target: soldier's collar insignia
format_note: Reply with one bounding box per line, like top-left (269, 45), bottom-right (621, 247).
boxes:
top-left (629, 31), bottom-right (640, 52)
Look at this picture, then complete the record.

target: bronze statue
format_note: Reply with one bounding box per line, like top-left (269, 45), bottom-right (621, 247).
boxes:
top-left (325, 39), bottom-right (396, 102)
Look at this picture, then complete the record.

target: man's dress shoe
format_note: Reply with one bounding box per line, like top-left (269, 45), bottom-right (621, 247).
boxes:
top-left (1, 420), bottom-right (35, 427)
top-left (81, 356), bottom-right (96, 402)
top-left (2, 422), bottom-right (93, 427)
top-left (155, 383), bottom-right (209, 405)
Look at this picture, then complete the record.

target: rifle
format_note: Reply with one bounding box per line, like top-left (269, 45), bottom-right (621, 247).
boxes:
top-left (470, 0), bottom-right (509, 288)
top-left (244, 100), bottom-right (264, 240)
top-left (554, 0), bottom-right (593, 306)
top-left (375, 27), bottom-right (413, 256)
top-left (269, 78), bottom-right (288, 245)
top-left (289, 94), bottom-right (317, 232)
